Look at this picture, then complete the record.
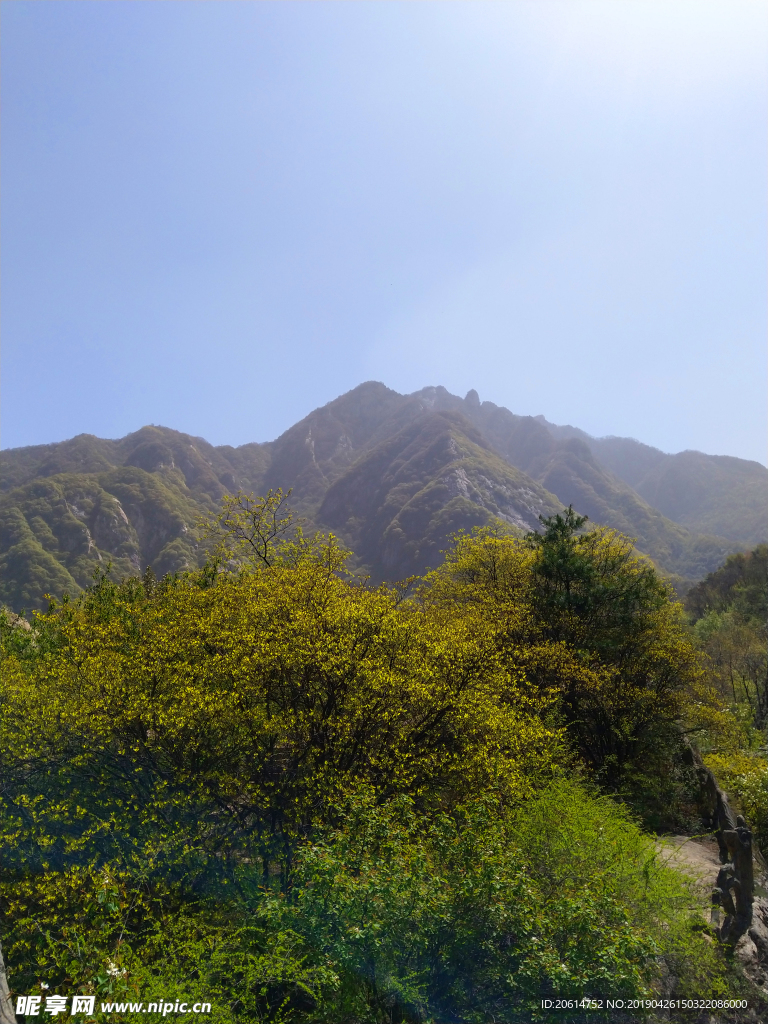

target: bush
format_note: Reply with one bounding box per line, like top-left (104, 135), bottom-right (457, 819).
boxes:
top-left (0, 862), bottom-right (333, 1024)
top-left (281, 780), bottom-right (729, 1022)
top-left (704, 752), bottom-right (768, 853)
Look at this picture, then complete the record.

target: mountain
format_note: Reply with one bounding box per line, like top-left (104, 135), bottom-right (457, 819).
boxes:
top-left (318, 409), bottom-right (561, 579)
top-left (2, 382), bottom-right (765, 612)
top-left (407, 389), bottom-right (741, 581)
top-left (535, 422), bottom-right (767, 548)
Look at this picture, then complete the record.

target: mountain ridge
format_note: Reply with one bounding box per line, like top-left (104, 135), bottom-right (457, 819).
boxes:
top-left (2, 382), bottom-right (765, 611)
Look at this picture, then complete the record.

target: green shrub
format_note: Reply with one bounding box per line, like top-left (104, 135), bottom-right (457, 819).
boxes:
top-left (282, 780), bottom-right (729, 1022)
top-left (704, 752), bottom-right (768, 853)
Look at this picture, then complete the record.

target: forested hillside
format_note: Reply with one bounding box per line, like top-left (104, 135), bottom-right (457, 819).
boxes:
top-left (2, 383), bottom-right (765, 612)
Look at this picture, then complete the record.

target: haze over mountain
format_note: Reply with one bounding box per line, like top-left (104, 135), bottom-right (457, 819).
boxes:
top-left (2, 383), bottom-right (766, 613)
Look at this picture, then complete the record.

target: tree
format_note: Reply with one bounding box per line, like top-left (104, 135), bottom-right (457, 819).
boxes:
top-left (687, 545), bottom-right (768, 733)
top-left (1, 507), bottom-right (561, 892)
top-left (423, 511), bottom-right (701, 789)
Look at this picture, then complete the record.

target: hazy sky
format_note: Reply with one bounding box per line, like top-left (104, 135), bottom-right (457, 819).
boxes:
top-left (2, 1), bottom-right (767, 463)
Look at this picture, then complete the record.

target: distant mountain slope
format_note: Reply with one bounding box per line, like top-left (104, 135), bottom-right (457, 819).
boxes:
top-left (411, 387), bottom-right (739, 582)
top-left (319, 410), bottom-right (561, 579)
top-left (0, 425), bottom-right (271, 498)
top-left (534, 422), bottom-right (768, 548)
top-left (626, 451), bottom-right (767, 547)
top-left (0, 466), bottom-right (199, 612)
top-left (2, 383), bottom-right (762, 612)
top-left (0, 426), bottom-right (270, 612)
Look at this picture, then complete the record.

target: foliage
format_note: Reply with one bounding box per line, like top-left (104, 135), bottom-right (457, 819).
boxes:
top-left (702, 752), bottom-right (768, 853)
top-left (686, 545), bottom-right (768, 622)
top-left (0, 859), bottom-right (335, 1023)
top-left (282, 781), bottom-right (728, 1023)
top-left (203, 490), bottom-right (299, 569)
top-left (686, 545), bottom-right (767, 738)
top-left (0, 494), bottom-right (755, 1021)
top-left (423, 512), bottom-right (701, 800)
top-left (0, 779), bottom-right (731, 1024)
top-left (680, 544), bottom-right (768, 858)
top-left (1, 531), bottom-right (560, 879)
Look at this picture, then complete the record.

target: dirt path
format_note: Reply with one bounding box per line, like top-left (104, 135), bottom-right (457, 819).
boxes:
top-left (657, 833), bottom-right (768, 1001)
top-left (655, 834), bottom-right (722, 900)
top-left (657, 833), bottom-right (768, 899)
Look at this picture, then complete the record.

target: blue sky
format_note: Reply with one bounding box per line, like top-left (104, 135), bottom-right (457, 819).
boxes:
top-left (2, 0), bottom-right (766, 463)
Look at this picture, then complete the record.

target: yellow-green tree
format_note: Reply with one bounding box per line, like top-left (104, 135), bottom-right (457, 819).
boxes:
top-left (423, 509), bottom-right (702, 791)
top-left (2, 492), bottom-right (562, 882)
